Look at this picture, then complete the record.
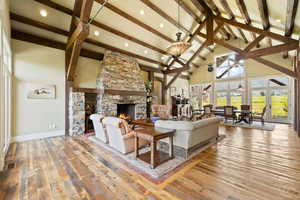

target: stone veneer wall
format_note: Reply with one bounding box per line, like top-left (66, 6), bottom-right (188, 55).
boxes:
top-left (96, 51), bottom-right (146, 119)
top-left (69, 92), bottom-right (85, 136)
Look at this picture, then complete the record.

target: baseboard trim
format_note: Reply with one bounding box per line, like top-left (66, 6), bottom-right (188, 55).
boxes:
top-left (11, 130), bottom-right (65, 143)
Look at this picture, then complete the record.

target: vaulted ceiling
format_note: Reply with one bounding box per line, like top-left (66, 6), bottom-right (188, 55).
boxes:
top-left (10, 0), bottom-right (300, 79)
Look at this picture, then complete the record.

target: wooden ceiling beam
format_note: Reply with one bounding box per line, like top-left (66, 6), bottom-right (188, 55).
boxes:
top-left (256, 0), bottom-right (272, 46)
top-left (214, 16), bottom-right (297, 43)
top-left (11, 29), bottom-right (103, 60)
top-left (204, 0), bottom-right (220, 16)
top-left (66, 21), bottom-right (89, 49)
top-left (219, 0), bottom-right (248, 43)
top-left (11, 13), bottom-right (168, 67)
top-left (194, 0), bottom-right (230, 40)
top-left (94, 0), bottom-right (174, 43)
top-left (238, 42), bottom-right (299, 60)
top-left (66, 0), bottom-right (94, 81)
top-left (34, 0), bottom-right (169, 55)
top-left (11, 29), bottom-right (167, 75)
top-left (236, 0), bottom-right (259, 47)
top-left (190, 0), bottom-right (206, 14)
top-left (225, 25), bottom-right (238, 39)
top-left (283, 0), bottom-right (299, 58)
top-left (214, 38), bottom-right (297, 78)
top-left (139, 0), bottom-right (190, 33)
top-left (173, 0), bottom-right (202, 23)
top-left (243, 34), bottom-right (265, 52)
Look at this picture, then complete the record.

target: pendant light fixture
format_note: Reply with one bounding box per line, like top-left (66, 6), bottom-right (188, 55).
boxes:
top-left (166, 0), bottom-right (191, 57)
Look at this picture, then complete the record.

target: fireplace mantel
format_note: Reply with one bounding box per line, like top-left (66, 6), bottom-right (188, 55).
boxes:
top-left (71, 87), bottom-right (146, 96)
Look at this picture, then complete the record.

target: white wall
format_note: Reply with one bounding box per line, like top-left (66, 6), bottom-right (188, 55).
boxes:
top-left (12, 40), bottom-right (102, 137)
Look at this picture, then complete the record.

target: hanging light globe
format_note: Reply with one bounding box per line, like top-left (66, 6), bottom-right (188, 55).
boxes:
top-left (166, 32), bottom-right (191, 57)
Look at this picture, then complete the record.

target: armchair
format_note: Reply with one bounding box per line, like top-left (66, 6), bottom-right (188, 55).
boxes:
top-left (102, 117), bottom-right (149, 154)
top-left (90, 114), bottom-right (108, 143)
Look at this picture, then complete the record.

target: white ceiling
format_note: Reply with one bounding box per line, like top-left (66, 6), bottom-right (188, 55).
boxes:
top-left (10, 0), bottom-right (300, 75)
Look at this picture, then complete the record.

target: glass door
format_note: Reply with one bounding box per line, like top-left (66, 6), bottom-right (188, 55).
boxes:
top-left (270, 89), bottom-right (289, 122)
top-left (250, 77), bottom-right (291, 123)
top-left (251, 90), bottom-right (267, 114)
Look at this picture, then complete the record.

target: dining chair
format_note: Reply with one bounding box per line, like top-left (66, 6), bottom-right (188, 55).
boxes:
top-left (252, 106), bottom-right (267, 125)
top-left (224, 106), bottom-right (237, 124)
top-left (202, 104), bottom-right (214, 118)
top-left (240, 105), bottom-right (252, 124)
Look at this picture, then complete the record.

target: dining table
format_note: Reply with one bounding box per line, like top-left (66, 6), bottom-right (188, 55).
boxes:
top-left (196, 109), bottom-right (252, 124)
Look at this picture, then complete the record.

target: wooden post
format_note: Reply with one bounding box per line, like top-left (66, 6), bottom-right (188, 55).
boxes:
top-left (65, 80), bottom-right (73, 136)
top-left (148, 71), bottom-right (154, 92)
top-left (162, 73), bottom-right (167, 105)
top-left (296, 48), bottom-right (300, 136)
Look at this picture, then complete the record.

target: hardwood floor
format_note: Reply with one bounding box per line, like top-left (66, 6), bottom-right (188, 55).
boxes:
top-left (1, 124), bottom-right (300, 200)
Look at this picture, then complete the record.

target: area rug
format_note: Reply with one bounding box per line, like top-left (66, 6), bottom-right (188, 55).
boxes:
top-left (88, 135), bottom-right (225, 184)
top-left (221, 120), bottom-right (275, 131)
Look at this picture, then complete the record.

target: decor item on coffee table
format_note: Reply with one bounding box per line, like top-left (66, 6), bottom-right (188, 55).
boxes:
top-left (134, 127), bottom-right (175, 169)
top-left (155, 117), bottom-right (222, 158)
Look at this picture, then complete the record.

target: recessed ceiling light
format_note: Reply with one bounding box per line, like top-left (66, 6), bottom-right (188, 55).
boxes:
top-left (94, 30), bottom-right (100, 36)
top-left (124, 42), bottom-right (129, 47)
top-left (40, 9), bottom-right (48, 17)
top-left (159, 23), bottom-right (164, 28)
top-left (140, 9), bottom-right (145, 15)
top-left (144, 50), bottom-right (148, 54)
top-left (161, 56), bottom-right (165, 60)
top-left (276, 19), bottom-right (281, 23)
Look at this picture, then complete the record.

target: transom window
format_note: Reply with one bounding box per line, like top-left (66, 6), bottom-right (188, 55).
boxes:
top-left (215, 53), bottom-right (245, 80)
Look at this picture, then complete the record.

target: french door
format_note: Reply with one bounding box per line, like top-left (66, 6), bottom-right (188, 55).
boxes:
top-left (250, 77), bottom-right (291, 123)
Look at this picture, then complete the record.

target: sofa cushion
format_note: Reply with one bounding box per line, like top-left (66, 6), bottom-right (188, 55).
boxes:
top-left (155, 117), bottom-right (222, 131)
top-left (155, 120), bottom-right (194, 131)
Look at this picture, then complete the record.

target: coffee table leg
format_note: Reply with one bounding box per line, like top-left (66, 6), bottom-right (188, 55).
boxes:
top-left (151, 141), bottom-right (156, 169)
top-left (169, 136), bottom-right (174, 158)
top-left (135, 136), bottom-right (139, 158)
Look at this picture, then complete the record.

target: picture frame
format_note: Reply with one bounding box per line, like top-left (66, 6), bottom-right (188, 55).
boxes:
top-left (26, 83), bottom-right (56, 99)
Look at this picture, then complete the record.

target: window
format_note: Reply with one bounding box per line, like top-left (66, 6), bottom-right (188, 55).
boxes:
top-left (215, 80), bottom-right (245, 108)
top-left (215, 53), bottom-right (245, 80)
top-left (0, 21), bottom-right (12, 164)
top-left (249, 77), bottom-right (290, 122)
top-left (190, 83), bottom-right (212, 108)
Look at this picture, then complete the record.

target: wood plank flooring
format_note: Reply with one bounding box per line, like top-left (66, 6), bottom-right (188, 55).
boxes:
top-left (1, 124), bottom-right (300, 200)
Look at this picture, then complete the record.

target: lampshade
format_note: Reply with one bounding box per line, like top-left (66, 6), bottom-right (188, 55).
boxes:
top-left (166, 41), bottom-right (191, 57)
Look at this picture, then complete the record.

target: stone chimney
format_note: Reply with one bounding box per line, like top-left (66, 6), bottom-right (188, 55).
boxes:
top-left (96, 51), bottom-right (147, 119)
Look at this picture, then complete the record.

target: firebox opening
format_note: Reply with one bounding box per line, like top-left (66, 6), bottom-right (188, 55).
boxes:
top-left (117, 104), bottom-right (135, 120)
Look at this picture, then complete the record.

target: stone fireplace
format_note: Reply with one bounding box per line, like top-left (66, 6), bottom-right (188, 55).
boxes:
top-left (68, 51), bottom-right (147, 136)
top-left (96, 51), bottom-right (147, 120)
top-left (117, 104), bottom-right (136, 119)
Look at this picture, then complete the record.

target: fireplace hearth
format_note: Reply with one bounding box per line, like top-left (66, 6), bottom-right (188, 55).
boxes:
top-left (117, 104), bottom-right (135, 120)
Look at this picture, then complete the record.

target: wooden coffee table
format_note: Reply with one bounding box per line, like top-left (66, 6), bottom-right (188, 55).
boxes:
top-left (131, 119), bottom-right (154, 127)
top-left (134, 127), bottom-right (175, 169)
